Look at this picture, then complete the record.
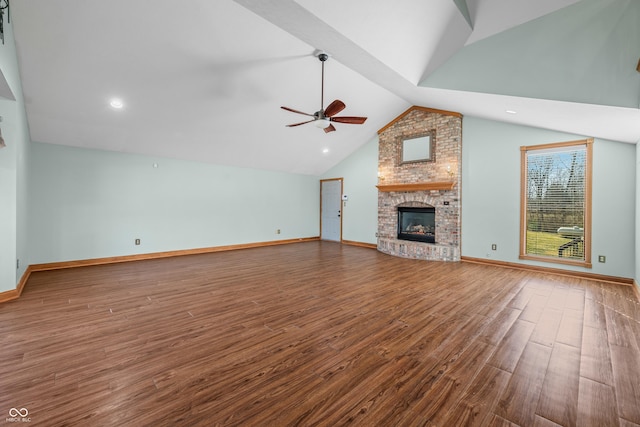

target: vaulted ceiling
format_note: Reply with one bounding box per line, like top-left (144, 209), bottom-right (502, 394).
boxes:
top-left (9, 0), bottom-right (640, 175)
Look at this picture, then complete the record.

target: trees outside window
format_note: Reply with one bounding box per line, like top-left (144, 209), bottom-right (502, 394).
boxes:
top-left (520, 139), bottom-right (593, 267)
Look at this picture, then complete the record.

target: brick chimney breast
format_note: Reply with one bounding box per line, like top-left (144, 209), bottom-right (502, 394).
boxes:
top-left (377, 106), bottom-right (462, 261)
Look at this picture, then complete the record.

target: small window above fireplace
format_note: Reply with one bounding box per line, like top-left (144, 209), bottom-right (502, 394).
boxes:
top-left (398, 206), bottom-right (435, 244)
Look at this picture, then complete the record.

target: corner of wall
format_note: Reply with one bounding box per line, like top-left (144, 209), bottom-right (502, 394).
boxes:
top-left (0, 18), bottom-right (32, 292)
top-left (633, 141), bottom-right (640, 286)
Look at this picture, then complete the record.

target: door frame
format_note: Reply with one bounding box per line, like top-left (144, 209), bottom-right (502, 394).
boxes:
top-left (320, 178), bottom-right (343, 242)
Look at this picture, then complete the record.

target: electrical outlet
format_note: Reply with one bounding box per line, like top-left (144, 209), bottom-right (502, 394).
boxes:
top-left (135, 238), bottom-right (141, 245)
top-left (276, 229), bottom-right (281, 234)
top-left (598, 255), bottom-right (606, 263)
top-left (491, 244), bottom-right (497, 251)
top-left (16, 259), bottom-right (19, 269)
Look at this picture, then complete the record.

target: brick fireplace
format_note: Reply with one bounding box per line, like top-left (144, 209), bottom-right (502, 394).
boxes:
top-left (377, 106), bottom-right (461, 261)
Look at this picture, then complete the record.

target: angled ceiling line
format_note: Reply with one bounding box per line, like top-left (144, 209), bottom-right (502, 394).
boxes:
top-left (453, 0), bottom-right (473, 28)
top-left (232, 0), bottom-right (419, 103)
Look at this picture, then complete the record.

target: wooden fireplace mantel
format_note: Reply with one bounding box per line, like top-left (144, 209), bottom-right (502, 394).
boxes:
top-left (376, 181), bottom-right (455, 192)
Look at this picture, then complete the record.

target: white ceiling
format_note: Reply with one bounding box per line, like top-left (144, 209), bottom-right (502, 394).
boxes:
top-left (9, 0), bottom-right (640, 175)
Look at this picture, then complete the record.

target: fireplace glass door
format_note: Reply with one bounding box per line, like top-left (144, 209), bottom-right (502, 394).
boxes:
top-left (397, 207), bottom-right (435, 243)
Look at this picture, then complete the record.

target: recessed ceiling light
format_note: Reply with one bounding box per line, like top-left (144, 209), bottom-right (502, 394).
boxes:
top-left (110, 98), bottom-right (124, 109)
top-left (505, 110), bottom-right (517, 114)
top-left (322, 148), bottom-right (329, 154)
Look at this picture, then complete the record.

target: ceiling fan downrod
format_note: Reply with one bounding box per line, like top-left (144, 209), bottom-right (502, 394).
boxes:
top-left (318, 52), bottom-right (328, 112)
top-left (280, 50), bottom-right (367, 133)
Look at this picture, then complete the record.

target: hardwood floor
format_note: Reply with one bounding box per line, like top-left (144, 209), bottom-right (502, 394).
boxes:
top-left (1, 241), bottom-right (639, 426)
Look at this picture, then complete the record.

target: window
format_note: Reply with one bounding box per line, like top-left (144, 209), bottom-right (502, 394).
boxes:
top-left (520, 139), bottom-right (593, 267)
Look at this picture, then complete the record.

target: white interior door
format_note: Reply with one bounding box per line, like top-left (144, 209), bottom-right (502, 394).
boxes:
top-left (321, 179), bottom-right (342, 242)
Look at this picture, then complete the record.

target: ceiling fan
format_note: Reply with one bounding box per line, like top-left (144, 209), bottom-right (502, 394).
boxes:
top-left (281, 52), bottom-right (367, 133)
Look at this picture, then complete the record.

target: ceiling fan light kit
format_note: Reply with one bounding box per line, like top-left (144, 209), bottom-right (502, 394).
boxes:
top-left (315, 118), bottom-right (331, 129)
top-left (281, 51), bottom-right (367, 133)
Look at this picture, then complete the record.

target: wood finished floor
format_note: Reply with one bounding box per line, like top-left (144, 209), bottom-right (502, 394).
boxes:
top-left (1, 242), bottom-right (639, 426)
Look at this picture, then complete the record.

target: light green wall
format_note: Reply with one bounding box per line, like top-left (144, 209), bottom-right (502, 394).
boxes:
top-left (0, 111), bottom-right (16, 290)
top-left (30, 117), bottom-right (631, 277)
top-left (636, 145), bottom-right (640, 290)
top-left (0, 19), bottom-right (31, 292)
top-left (321, 136), bottom-right (379, 245)
top-left (29, 143), bottom-right (320, 264)
top-left (7, 96), bottom-right (639, 285)
top-left (462, 116), bottom-right (635, 278)
top-left (321, 115), bottom-right (636, 279)
top-left (592, 137), bottom-right (636, 278)
top-left (422, 0), bottom-right (640, 109)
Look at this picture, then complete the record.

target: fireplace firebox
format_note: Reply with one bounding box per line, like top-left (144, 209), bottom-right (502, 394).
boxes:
top-left (397, 206), bottom-right (435, 243)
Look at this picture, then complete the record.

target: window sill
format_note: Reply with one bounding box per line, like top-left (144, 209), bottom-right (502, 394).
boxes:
top-left (519, 254), bottom-right (592, 269)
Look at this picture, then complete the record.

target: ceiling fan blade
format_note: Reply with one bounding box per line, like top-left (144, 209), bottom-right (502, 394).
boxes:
top-left (324, 124), bottom-right (336, 133)
top-left (324, 100), bottom-right (346, 117)
top-left (283, 54), bottom-right (368, 132)
top-left (286, 119), bottom-right (315, 127)
top-left (281, 106), bottom-right (314, 117)
top-left (330, 116), bottom-right (368, 124)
